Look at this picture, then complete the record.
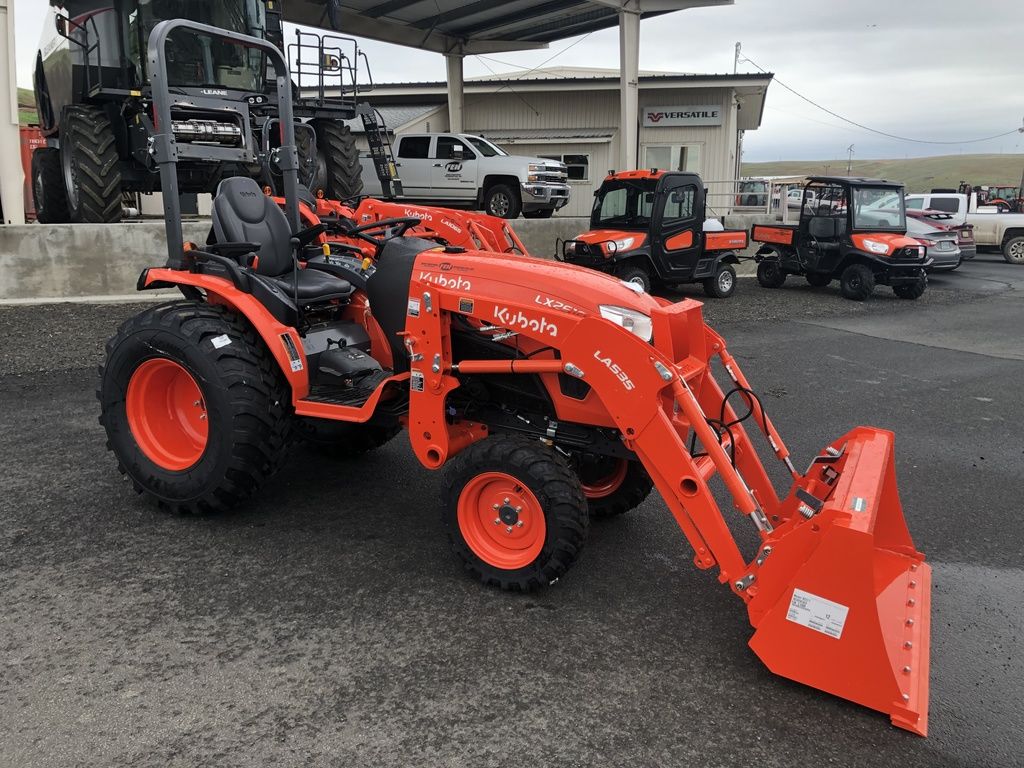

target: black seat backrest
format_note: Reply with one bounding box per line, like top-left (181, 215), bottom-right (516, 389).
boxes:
top-left (212, 177), bottom-right (293, 277)
top-left (808, 215), bottom-right (844, 240)
top-left (366, 237), bottom-right (437, 373)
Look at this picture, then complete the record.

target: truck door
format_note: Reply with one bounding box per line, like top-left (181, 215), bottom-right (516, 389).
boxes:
top-left (431, 136), bottom-right (478, 200)
top-left (652, 174), bottom-right (703, 280)
top-left (394, 136), bottom-right (432, 196)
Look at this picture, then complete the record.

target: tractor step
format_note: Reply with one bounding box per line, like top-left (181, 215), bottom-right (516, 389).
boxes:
top-left (307, 368), bottom-right (392, 407)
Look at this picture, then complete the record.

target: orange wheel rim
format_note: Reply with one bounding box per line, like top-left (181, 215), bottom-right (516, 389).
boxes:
top-left (125, 358), bottom-right (209, 471)
top-left (580, 458), bottom-right (628, 499)
top-left (457, 472), bottom-right (546, 570)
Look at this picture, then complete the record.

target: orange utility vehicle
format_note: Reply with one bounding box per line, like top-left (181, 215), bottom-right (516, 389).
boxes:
top-left (99, 22), bottom-right (933, 736)
top-left (561, 170), bottom-right (748, 297)
top-left (751, 177), bottom-right (930, 301)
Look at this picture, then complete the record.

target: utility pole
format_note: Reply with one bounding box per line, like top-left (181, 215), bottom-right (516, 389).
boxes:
top-left (734, 42), bottom-right (741, 74)
top-left (846, 144), bottom-right (855, 175)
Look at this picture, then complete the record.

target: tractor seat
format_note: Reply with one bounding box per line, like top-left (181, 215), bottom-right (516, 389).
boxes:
top-left (212, 177), bottom-right (353, 302)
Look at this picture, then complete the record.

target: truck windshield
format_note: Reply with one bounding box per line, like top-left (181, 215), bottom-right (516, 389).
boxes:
top-left (852, 187), bottom-right (906, 230)
top-left (128, 0), bottom-right (266, 90)
top-left (464, 136), bottom-right (507, 157)
top-left (593, 180), bottom-right (657, 229)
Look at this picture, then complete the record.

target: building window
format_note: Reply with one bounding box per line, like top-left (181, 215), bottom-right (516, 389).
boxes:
top-left (642, 144), bottom-right (702, 174)
top-left (541, 153), bottom-right (590, 182)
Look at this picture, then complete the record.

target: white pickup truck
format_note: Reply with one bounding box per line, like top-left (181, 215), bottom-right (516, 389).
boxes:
top-left (905, 192), bottom-right (1024, 264)
top-left (360, 133), bottom-right (571, 219)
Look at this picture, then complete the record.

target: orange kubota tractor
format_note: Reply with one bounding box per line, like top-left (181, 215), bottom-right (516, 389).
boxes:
top-left (99, 21), bottom-right (933, 736)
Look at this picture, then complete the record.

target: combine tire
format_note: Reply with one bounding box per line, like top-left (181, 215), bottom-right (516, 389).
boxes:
top-left (574, 456), bottom-right (653, 518)
top-left (31, 147), bottom-right (71, 224)
top-left (484, 184), bottom-right (522, 219)
top-left (617, 263), bottom-right (652, 293)
top-left (839, 263), bottom-right (875, 301)
top-left (756, 259), bottom-right (786, 288)
top-left (311, 120), bottom-right (363, 201)
top-left (295, 417), bottom-right (400, 457)
top-left (60, 105), bottom-right (122, 223)
top-left (893, 278), bottom-right (927, 300)
top-left (702, 263), bottom-right (737, 298)
top-left (98, 301), bottom-right (291, 514)
top-left (1003, 235), bottom-right (1024, 265)
top-left (805, 272), bottom-right (831, 287)
top-left (442, 435), bottom-right (588, 591)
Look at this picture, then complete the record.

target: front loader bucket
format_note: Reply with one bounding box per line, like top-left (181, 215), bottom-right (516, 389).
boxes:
top-left (747, 427), bottom-right (931, 736)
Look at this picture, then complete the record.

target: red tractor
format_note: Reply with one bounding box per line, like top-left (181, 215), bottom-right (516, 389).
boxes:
top-left (98, 21), bottom-right (934, 736)
top-left (561, 170), bottom-right (748, 297)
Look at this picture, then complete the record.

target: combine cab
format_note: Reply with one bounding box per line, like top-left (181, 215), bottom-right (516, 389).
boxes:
top-left (561, 170), bottom-right (748, 297)
top-left (97, 22), bottom-right (933, 737)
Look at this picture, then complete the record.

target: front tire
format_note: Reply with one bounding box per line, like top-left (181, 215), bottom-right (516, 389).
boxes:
top-left (31, 147), bottom-right (71, 224)
top-left (839, 263), bottom-right (875, 301)
top-left (616, 263), bottom-right (652, 293)
top-left (60, 105), bottom-right (122, 223)
top-left (98, 301), bottom-right (291, 514)
top-left (893, 277), bottom-right (927, 300)
top-left (483, 184), bottom-right (522, 219)
top-left (756, 259), bottom-right (786, 288)
top-left (442, 436), bottom-right (588, 591)
top-left (1003, 235), bottom-right (1024, 265)
top-left (702, 263), bottom-right (737, 298)
top-left (311, 120), bottom-right (364, 201)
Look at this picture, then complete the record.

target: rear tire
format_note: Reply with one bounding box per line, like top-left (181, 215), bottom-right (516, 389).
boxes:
top-left (893, 278), bottom-right (927, 300)
top-left (98, 301), bottom-right (291, 514)
top-left (756, 259), bottom-right (786, 288)
top-left (31, 147), bottom-right (71, 224)
top-left (311, 120), bottom-right (364, 201)
top-left (60, 105), bottom-right (122, 223)
top-left (839, 263), bottom-right (875, 301)
top-left (484, 184), bottom-right (522, 219)
top-left (702, 263), bottom-right (737, 298)
top-left (616, 263), bottom-right (652, 293)
top-left (805, 272), bottom-right (831, 287)
top-left (574, 456), bottom-right (653, 518)
top-left (442, 435), bottom-right (588, 591)
top-left (1003, 235), bottom-right (1024, 265)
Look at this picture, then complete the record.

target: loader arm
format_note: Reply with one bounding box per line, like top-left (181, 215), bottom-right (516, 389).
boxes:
top-left (398, 251), bottom-right (931, 735)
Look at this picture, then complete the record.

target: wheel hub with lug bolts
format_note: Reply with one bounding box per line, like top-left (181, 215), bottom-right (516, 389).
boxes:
top-left (492, 498), bottom-right (525, 533)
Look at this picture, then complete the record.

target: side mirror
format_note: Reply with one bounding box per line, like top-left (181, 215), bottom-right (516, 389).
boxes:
top-left (55, 15), bottom-right (68, 37)
top-left (451, 144), bottom-right (465, 161)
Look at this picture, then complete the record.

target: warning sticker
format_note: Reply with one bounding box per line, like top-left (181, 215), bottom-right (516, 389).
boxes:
top-left (407, 299), bottom-right (421, 317)
top-left (786, 588), bottom-right (849, 639)
top-left (211, 334), bottom-right (232, 349)
top-left (851, 496), bottom-right (867, 513)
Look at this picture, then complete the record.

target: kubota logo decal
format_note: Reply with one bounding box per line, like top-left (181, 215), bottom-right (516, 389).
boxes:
top-left (594, 350), bottom-right (634, 390)
top-left (419, 271), bottom-right (471, 290)
top-left (493, 307), bottom-right (559, 337)
top-left (405, 208), bottom-right (432, 221)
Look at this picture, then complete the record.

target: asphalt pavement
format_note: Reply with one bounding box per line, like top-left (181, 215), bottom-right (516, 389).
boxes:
top-left (1, 252), bottom-right (1022, 767)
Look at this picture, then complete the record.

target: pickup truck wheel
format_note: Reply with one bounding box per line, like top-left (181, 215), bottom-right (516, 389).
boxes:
top-left (616, 264), bottom-right (652, 293)
top-left (839, 263), bottom-right (875, 301)
top-left (1002, 236), bottom-right (1024, 264)
top-left (523, 209), bottom-right (553, 219)
top-left (756, 259), bottom-right (786, 288)
top-left (702, 264), bottom-right (737, 298)
top-left (484, 184), bottom-right (521, 219)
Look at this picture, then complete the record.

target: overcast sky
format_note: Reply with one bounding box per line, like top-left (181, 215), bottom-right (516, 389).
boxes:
top-left (11, 0), bottom-right (1024, 162)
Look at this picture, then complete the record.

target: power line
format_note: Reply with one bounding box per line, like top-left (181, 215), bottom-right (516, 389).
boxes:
top-left (740, 53), bottom-right (1022, 146)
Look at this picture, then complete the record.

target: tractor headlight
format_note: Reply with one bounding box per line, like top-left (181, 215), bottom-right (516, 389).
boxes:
top-left (862, 239), bottom-right (891, 255)
top-left (599, 305), bottom-right (653, 342)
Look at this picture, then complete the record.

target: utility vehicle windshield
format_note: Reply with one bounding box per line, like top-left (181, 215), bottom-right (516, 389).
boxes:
top-left (852, 186), bottom-right (906, 231)
top-left (127, 0), bottom-right (267, 90)
top-left (592, 179), bottom-right (657, 229)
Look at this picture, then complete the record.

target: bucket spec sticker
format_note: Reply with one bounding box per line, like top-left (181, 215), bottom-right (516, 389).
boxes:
top-left (407, 298), bottom-right (421, 317)
top-left (279, 333), bottom-right (303, 373)
top-left (410, 370), bottom-right (425, 392)
top-left (211, 334), bottom-right (232, 349)
top-left (786, 588), bottom-right (849, 639)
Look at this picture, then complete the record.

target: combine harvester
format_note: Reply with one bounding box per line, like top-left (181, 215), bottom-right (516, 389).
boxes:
top-left (98, 22), bottom-right (932, 736)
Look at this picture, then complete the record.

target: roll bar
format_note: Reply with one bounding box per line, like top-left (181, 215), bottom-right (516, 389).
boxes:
top-left (146, 20), bottom-right (301, 268)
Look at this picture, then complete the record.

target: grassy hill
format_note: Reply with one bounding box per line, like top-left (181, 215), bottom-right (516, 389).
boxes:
top-left (741, 154), bottom-right (1024, 193)
top-left (18, 87), bottom-right (37, 126)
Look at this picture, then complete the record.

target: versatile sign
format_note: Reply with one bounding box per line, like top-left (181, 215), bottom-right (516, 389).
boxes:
top-left (643, 105), bottom-right (722, 127)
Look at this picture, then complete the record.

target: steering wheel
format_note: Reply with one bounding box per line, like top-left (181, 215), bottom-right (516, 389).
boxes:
top-left (344, 217), bottom-right (425, 251)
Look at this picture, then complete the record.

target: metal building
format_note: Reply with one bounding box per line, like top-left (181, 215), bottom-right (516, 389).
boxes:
top-left (347, 67), bottom-right (773, 217)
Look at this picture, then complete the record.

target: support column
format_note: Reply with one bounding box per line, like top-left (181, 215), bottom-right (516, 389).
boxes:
top-left (445, 53), bottom-right (464, 133)
top-left (618, 4), bottom-right (640, 171)
top-left (0, 0), bottom-right (25, 224)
